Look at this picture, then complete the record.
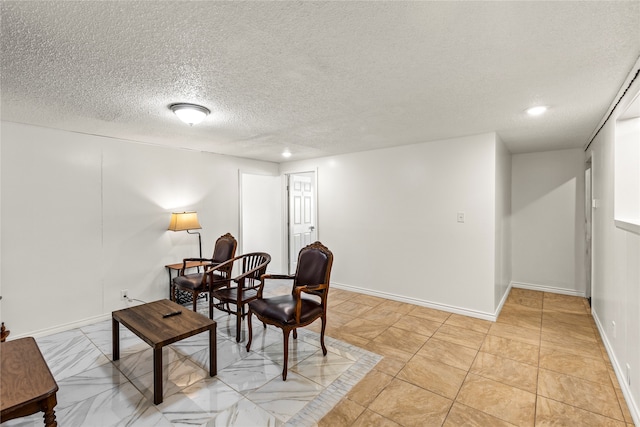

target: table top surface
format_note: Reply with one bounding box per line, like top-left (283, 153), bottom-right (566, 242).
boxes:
top-left (112, 299), bottom-right (216, 348)
top-left (165, 260), bottom-right (210, 270)
top-left (1, 337), bottom-right (58, 413)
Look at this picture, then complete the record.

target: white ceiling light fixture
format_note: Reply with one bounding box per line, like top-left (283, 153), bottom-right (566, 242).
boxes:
top-left (170, 103), bottom-right (210, 125)
top-left (282, 150), bottom-right (292, 158)
top-left (526, 105), bottom-right (548, 116)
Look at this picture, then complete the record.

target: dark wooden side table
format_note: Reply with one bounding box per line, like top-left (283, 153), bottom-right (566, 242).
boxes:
top-left (1, 337), bottom-right (59, 426)
top-left (112, 299), bottom-right (216, 404)
top-left (165, 260), bottom-right (210, 302)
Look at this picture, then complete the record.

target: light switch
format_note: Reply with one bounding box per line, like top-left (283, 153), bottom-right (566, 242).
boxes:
top-left (457, 212), bottom-right (465, 223)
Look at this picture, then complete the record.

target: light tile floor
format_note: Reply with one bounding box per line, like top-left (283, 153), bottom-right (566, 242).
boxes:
top-left (4, 280), bottom-right (380, 427)
top-left (6, 286), bottom-right (635, 426)
top-left (318, 288), bottom-right (635, 426)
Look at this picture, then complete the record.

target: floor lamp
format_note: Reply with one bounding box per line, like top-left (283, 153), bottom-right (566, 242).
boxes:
top-left (168, 211), bottom-right (203, 258)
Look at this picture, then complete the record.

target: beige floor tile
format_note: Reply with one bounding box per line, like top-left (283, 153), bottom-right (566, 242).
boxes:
top-left (488, 322), bottom-right (541, 346)
top-left (339, 317), bottom-right (389, 340)
top-left (368, 378), bottom-right (452, 427)
top-left (542, 326), bottom-right (597, 349)
top-left (373, 356), bottom-right (406, 376)
top-left (444, 313), bottom-right (492, 334)
top-left (431, 324), bottom-right (487, 350)
top-left (542, 310), bottom-right (594, 328)
top-left (535, 396), bottom-right (626, 427)
top-left (417, 337), bottom-right (478, 370)
top-left (543, 294), bottom-right (590, 314)
top-left (318, 398), bottom-right (365, 427)
top-left (352, 409), bottom-right (402, 427)
top-left (539, 346), bottom-right (611, 384)
top-left (443, 402), bottom-right (517, 427)
top-left (392, 315), bottom-right (441, 337)
top-left (540, 334), bottom-right (603, 360)
top-left (397, 354), bottom-right (467, 399)
top-left (456, 373), bottom-right (536, 427)
top-left (382, 300), bottom-right (415, 314)
top-left (407, 305), bottom-right (451, 322)
top-left (480, 334), bottom-right (539, 366)
top-left (542, 321), bottom-right (597, 343)
top-left (365, 340), bottom-right (414, 363)
top-left (509, 288), bottom-right (544, 300)
top-left (505, 295), bottom-right (543, 310)
top-left (359, 309), bottom-right (405, 326)
top-left (537, 368), bottom-right (623, 421)
top-left (328, 329), bottom-right (372, 348)
top-left (470, 352), bottom-right (538, 393)
top-left (612, 380), bottom-right (634, 424)
top-left (496, 310), bottom-right (542, 330)
top-left (352, 294), bottom-right (386, 307)
top-left (325, 310), bottom-right (357, 327)
top-left (347, 369), bottom-right (394, 407)
top-left (371, 326), bottom-right (427, 355)
top-left (331, 301), bottom-right (372, 317)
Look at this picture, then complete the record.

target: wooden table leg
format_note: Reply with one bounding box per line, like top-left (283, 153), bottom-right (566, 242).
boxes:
top-left (153, 347), bottom-right (163, 404)
top-left (41, 394), bottom-right (58, 427)
top-left (112, 318), bottom-right (120, 361)
top-left (209, 327), bottom-right (216, 376)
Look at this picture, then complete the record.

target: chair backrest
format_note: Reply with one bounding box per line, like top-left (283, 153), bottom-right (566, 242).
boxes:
top-left (293, 242), bottom-right (333, 297)
top-left (241, 252), bottom-right (271, 280)
top-left (212, 233), bottom-right (237, 264)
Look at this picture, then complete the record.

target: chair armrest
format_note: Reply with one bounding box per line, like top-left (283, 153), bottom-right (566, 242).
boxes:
top-left (292, 283), bottom-right (329, 321)
top-left (180, 257), bottom-right (214, 273)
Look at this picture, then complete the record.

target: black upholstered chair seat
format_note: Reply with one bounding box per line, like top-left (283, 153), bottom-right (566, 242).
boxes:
top-left (174, 271), bottom-right (225, 290)
top-left (249, 295), bottom-right (322, 325)
top-left (173, 273), bottom-right (204, 290)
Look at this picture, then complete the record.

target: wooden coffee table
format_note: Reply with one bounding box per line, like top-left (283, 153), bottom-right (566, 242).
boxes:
top-left (1, 337), bottom-right (59, 426)
top-left (112, 299), bottom-right (216, 404)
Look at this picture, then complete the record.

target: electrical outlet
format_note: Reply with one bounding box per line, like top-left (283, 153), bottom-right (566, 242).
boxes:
top-left (121, 289), bottom-right (128, 300)
top-left (627, 364), bottom-right (631, 386)
top-left (457, 212), bottom-right (465, 223)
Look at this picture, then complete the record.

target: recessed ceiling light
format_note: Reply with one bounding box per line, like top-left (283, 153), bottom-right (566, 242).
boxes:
top-left (169, 103), bottom-right (210, 125)
top-left (526, 106), bottom-right (548, 116)
top-left (282, 150), bottom-right (292, 158)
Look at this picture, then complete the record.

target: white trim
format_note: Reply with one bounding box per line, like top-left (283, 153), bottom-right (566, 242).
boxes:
top-left (9, 313), bottom-right (112, 340)
top-left (512, 281), bottom-right (586, 297)
top-left (593, 308), bottom-right (640, 426)
top-left (495, 281), bottom-right (513, 318)
top-left (615, 219), bottom-right (640, 235)
top-left (331, 282), bottom-right (498, 321)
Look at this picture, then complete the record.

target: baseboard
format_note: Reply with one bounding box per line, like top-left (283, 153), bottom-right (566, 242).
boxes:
top-left (511, 281), bottom-right (586, 298)
top-left (9, 313), bottom-right (112, 340)
top-left (592, 308), bottom-right (640, 426)
top-left (331, 282), bottom-right (498, 321)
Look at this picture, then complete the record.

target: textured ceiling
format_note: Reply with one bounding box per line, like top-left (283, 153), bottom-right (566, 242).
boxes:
top-left (1, 1), bottom-right (639, 163)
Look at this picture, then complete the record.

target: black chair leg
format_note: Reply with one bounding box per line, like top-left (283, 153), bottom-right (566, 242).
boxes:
top-left (320, 315), bottom-right (327, 355)
top-left (246, 311), bottom-right (253, 351)
top-left (282, 328), bottom-right (291, 381)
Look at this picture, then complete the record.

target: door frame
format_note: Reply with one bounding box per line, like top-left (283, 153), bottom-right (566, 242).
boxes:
top-left (283, 169), bottom-right (319, 274)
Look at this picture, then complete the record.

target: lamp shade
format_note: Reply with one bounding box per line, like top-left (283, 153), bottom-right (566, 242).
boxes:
top-left (168, 212), bottom-right (202, 231)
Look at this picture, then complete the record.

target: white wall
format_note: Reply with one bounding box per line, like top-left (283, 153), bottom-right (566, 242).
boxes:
top-left (590, 73), bottom-right (640, 424)
top-left (240, 172), bottom-right (283, 272)
top-left (511, 148), bottom-right (586, 296)
top-left (1, 122), bottom-right (278, 337)
top-left (494, 135), bottom-right (512, 308)
top-left (281, 133), bottom-right (501, 317)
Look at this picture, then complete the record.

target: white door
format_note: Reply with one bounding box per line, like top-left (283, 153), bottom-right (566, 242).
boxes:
top-left (288, 172), bottom-right (317, 274)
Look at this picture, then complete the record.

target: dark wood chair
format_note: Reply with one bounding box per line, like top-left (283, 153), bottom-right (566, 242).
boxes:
top-left (210, 252), bottom-right (271, 342)
top-left (171, 232), bottom-right (237, 317)
top-left (246, 241), bottom-right (333, 380)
